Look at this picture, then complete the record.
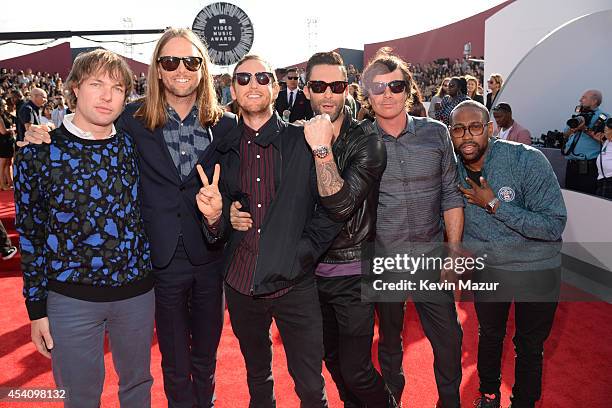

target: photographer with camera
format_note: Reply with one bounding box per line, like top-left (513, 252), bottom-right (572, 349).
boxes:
top-left (562, 89), bottom-right (609, 194)
top-left (595, 118), bottom-right (612, 199)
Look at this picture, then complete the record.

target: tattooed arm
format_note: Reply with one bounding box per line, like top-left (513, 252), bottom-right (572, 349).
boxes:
top-left (315, 156), bottom-right (344, 197)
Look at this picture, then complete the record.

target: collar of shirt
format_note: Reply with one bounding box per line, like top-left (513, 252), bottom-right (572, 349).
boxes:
top-left (498, 125), bottom-right (513, 140)
top-left (375, 112), bottom-right (415, 140)
top-left (240, 113), bottom-right (282, 148)
top-left (62, 113), bottom-right (116, 140)
top-left (287, 88), bottom-right (297, 105)
top-left (167, 104), bottom-right (198, 126)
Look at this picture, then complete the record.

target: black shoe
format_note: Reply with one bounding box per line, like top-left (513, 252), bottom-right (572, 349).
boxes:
top-left (1, 246), bottom-right (17, 260)
top-left (474, 394), bottom-right (501, 408)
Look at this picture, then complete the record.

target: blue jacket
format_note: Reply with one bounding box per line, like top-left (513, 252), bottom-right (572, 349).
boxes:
top-left (457, 139), bottom-right (567, 271)
top-left (118, 102), bottom-right (237, 268)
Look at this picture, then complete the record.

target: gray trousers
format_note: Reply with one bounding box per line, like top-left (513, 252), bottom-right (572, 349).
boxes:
top-left (47, 289), bottom-right (155, 408)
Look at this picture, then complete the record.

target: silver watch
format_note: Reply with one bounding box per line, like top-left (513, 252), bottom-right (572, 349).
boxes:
top-left (312, 145), bottom-right (331, 159)
top-left (486, 198), bottom-right (499, 213)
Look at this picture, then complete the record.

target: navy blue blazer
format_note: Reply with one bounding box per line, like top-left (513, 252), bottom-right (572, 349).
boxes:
top-left (118, 102), bottom-right (238, 268)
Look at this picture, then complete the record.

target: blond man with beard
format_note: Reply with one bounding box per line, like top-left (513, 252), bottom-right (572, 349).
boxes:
top-left (196, 55), bottom-right (342, 408)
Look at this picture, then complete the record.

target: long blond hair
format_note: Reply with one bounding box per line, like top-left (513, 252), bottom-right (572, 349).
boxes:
top-left (135, 28), bottom-right (223, 130)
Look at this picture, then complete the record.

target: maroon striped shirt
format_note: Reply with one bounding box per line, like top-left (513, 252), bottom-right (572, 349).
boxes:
top-left (225, 124), bottom-right (278, 296)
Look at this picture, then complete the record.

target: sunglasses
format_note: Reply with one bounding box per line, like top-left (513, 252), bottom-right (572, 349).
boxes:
top-left (157, 56), bottom-right (203, 72)
top-left (234, 72), bottom-right (274, 86)
top-left (307, 80), bottom-right (348, 94)
top-left (449, 122), bottom-right (488, 139)
top-left (368, 80), bottom-right (407, 95)
top-left (287, 76), bottom-right (299, 80)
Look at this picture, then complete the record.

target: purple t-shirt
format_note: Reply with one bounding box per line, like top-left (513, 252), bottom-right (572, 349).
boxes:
top-left (315, 261), bottom-right (362, 278)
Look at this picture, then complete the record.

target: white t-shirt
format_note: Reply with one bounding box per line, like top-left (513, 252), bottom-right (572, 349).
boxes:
top-left (498, 126), bottom-right (513, 140)
top-left (596, 139), bottom-right (612, 180)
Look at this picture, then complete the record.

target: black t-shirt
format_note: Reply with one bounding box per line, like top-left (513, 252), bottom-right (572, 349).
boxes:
top-left (465, 167), bottom-right (482, 187)
top-left (16, 100), bottom-right (41, 142)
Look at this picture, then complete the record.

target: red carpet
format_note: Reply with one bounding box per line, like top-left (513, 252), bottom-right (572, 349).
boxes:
top-left (1, 189), bottom-right (611, 407)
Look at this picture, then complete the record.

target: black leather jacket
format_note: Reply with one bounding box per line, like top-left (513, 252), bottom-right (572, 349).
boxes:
top-left (319, 110), bottom-right (387, 263)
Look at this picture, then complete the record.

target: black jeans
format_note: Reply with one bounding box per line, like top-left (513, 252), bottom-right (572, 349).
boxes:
top-left (318, 275), bottom-right (394, 408)
top-left (153, 238), bottom-right (225, 408)
top-left (376, 288), bottom-right (463, 408)
top-left (474, 299), bottom-right (557, 408)
top-left (225, 277), bottom-right (328, 408)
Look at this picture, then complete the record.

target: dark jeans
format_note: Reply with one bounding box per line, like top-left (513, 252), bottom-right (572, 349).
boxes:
top-left (153, 238), bottom-right (225, 408)
top-left (565, 159), bottom-right (598, 195)
top-left (376, 289), bottom-right (463, 408)
top-left (317, 275), bottom-right (394, 408)
top-left (225, 278), bottom-right (328, 408)
top-left (474, 298), bottom-right (557, 408)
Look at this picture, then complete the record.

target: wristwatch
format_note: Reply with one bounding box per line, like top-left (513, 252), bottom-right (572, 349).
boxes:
top-left (486, 198), bottom-right (499, 214)
top-left (312, 145), bottom-right (331, 159)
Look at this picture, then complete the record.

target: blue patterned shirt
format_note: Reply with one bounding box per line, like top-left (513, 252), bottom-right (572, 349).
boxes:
top-left (163, 105), bottom-right (212, 179)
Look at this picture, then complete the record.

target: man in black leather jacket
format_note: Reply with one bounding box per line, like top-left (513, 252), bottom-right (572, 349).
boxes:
top-left (302, 51), bottom-right (397, 408)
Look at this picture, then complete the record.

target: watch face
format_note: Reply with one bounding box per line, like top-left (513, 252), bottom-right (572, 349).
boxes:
top-left (313, 146), bottom-right (329, 158)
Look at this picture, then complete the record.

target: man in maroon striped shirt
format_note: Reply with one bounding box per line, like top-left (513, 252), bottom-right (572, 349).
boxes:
top-left (196, 55), bottom-right (342, 408)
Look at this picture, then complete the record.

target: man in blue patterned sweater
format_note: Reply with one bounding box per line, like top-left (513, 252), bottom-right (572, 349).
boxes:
top-left (13, 49), bottom-right (155, 408)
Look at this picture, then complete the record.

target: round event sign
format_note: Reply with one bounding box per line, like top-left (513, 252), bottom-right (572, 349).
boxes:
top-left (192, 2), bottom-right (254, 66)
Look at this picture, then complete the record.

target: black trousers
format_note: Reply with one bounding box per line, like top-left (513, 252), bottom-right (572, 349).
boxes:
top-left (376, 289), bottom-right (463, 408)
top-left (318, 275), bottom-right (393, 408)
top-left (153, 238), bottom-right (225, 408)
top-left (225, 277), bottom-right (328, 408)
top-left (473, 267), bottom-right (559, 408)
top-left (565, 159), bottom-right (598, 195)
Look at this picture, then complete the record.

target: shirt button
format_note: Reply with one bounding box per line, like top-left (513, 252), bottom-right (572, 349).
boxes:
top-left (257, 228), bottom-right (261, 234)
top-left (256, 154), bottom-right (260, 159)
top-left (256, 177), bottom-right (261, 182)
top-left (255, 132), bottom-right (259, 136)
top-left (248, 141), bottom-right (251, 144)
top-left (257, 203), bottom-right (262, 208)
top-left (181, 151), bottom-right (186, 155)
top-left (180, 123), bottom-right (183, 126)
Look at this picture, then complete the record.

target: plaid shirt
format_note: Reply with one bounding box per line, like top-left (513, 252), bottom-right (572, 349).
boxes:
top-left (163, 105), bottom-right (212, 179)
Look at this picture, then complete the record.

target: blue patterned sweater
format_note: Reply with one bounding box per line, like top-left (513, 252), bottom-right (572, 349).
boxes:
top-left (13, 126), bottom-right (153, 320)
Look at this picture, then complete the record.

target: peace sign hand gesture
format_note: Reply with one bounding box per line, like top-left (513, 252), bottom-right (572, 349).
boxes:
top-left (196, 164), bottom-right (223, 224)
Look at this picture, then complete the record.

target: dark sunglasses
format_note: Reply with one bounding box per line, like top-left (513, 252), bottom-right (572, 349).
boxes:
top-left (307, 80), bottom-right (348, 94)
top-left (287, 76), bottom-right (299, 80)
top-left (234, 72), bottom-right (274, 86)
top-left (368, 80), bottom-right (407, 95)
top-left (157, 56), bottom-right (203, 72)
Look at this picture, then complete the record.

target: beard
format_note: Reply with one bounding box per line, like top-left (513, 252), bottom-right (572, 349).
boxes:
top-left (458, 141), bottom-right (486, 163)
top-left (313, 100), bottom-right (344, 123)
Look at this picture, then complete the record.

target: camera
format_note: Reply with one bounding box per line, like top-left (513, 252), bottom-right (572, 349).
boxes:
top-left (566, 106), bottom-right (609, 133)
top-left (590, 113), bottom-right (608, 134)
top-left (566, 106), bottom-right (595, 129)
top-left (606, 117), bottom-right (612, 129)
top-left (538, 130), bottom-right (565, 148)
